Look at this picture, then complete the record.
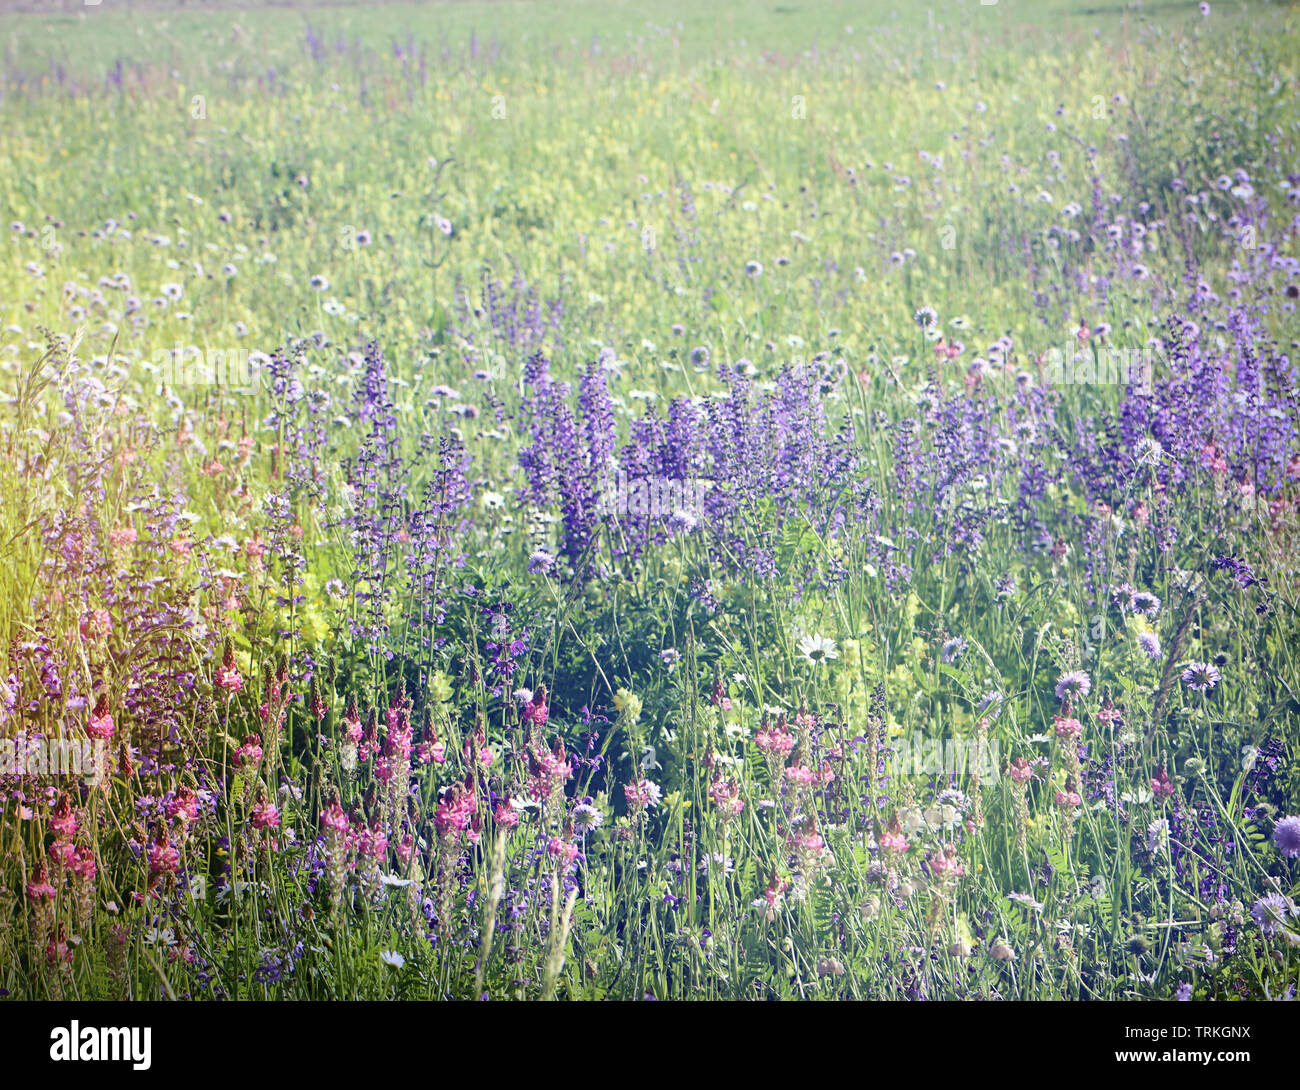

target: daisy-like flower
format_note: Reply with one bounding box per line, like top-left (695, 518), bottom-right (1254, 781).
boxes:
top-left (913, 306), bottom-right (939, 330)
top-left (309, 274), bottom-right (329, 291)
top-left (1181, 662), bottom-right (1220, 692)
top-left (379, 950), bottom-right (406, 969)
top-left (573, 802), bottom-right (604, 834)
top-left (1272, 815), bottom-right (1300, 859)
top-left (1055, 670), bottom-right (1091, 702)
top-left (1131, 591), bottom-right (1160, 617)
top-left (745, 259), bottom-right (763, 277)
top-left (798, 633), bottom-right (838, 664)
top-left (1250, 892), bottom-right (1296, 937)
top-left (1112, 582), bottom-right (1137, 611)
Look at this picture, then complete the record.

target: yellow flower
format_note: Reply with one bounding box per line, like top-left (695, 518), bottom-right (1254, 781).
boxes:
top-left (613, 688), bottom-right (642, 725)
top-left (430, 671), bottom-right (453, 704)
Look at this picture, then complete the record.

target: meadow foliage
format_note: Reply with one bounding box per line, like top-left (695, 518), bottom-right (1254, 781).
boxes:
top-left (0, 0), bottom-right (1298, 1000)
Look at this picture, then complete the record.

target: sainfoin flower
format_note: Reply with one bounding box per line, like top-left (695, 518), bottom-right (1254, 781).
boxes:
top-left (86, 694), bottom-right (115, 740)
top-left (624, 779), bottom-right (662, 812)
top-left (251, 798), bottom-right (281, 830)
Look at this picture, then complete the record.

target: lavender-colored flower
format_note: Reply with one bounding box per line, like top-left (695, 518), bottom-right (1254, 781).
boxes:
top-left (1055, 670), bottom-right (1091, 702)
top-left (1137, 631), bottom-right (1161, 660)
top-left (1181, 662), bottom-right (1220, 692)
top-left (1131, 591), bottom-right (1160, 617)
top-left (1273, 816), bottom-right (1300, 859)
top-left (1250, 892), bottom-right (1295, 937)
top-left (573, 803), bottom-right (604, 833)
top-left (940, 636), bottom-right (967, 663)
top-left (1175, 982), bottom-right (1192, 1001)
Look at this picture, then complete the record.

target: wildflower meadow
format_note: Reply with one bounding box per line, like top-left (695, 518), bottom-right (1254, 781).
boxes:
top-left (1, 0), bottom-right (1299, 1016)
